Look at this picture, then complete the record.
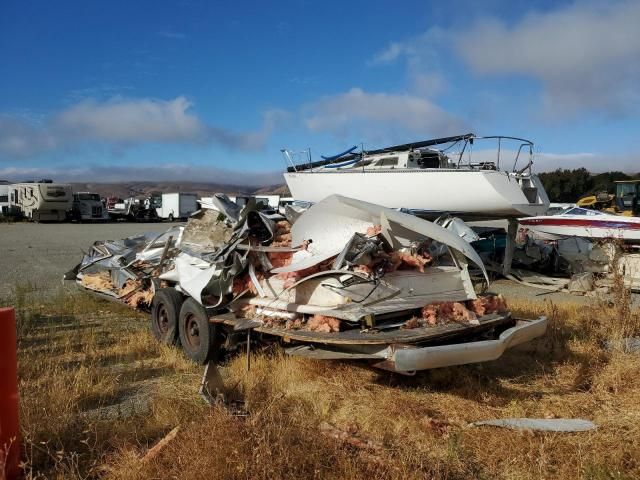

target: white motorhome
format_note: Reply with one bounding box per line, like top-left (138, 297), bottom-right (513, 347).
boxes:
top-left (71, 192), bottom-right (108, 222)
top-left (153, 193), bottom-right (198, 221)
top-left (0, 184), bottom-right (9, 216)
top-left (10, 182), bottom-right (73, 222)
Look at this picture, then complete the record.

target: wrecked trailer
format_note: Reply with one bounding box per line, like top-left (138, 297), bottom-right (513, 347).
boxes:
top-left (69, 194), bottom-right (547, 374)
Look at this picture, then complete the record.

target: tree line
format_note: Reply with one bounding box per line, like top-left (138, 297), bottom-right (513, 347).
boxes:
top-left (537, 169), bottom-right (640, 203)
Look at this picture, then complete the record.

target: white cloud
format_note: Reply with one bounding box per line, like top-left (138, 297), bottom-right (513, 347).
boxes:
top-left (55, 97), bottom-right (206, 144)
top-left (534, 152), bottom-right (640, 174)
top-left (369, 28), bottom-right (446, 68)
top-left (411, 72), bottom-right (447, 97)
top-left (304, 88), bottom-right (465, 141)
top-left (0, 97), bottom-right (285, 158)
top-left (0, 164), bottom-right (283, 186)
top-left (455, 1), bottom-right (640, 115)
top-left (369, 2), bottom-right (640, 116)
top-left (369, 42), bottom-right (406, 65)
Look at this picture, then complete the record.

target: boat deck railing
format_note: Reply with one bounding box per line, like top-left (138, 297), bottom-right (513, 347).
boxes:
top-left (283, 134), bottom-right (535, 175)
top-left (465, 136), bottom-right (534, 175)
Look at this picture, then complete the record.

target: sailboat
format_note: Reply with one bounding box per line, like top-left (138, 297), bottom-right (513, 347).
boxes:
top-left (282, 134), bottom-right (550, 220)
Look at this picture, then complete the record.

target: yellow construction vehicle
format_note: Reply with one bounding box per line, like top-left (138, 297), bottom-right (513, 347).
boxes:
top-left (577, 180), bottom-right (640, 216)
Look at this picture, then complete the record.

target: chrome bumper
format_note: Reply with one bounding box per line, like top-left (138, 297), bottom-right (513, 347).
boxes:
top-left (375, 316), bottom-right (547, 373)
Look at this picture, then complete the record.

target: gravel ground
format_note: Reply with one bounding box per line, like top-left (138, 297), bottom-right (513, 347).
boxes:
top-left (0, 221), bottom-right (181, 297)
top-left (489, 278), bottom-right (596, 306)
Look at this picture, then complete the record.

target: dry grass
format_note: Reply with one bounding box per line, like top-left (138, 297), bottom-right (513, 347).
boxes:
top-left (5, 285), bottom-right (202, 479)
top-left (5, 282), bottom-right (640, 479)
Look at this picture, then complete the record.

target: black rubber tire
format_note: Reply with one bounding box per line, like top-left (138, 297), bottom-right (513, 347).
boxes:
top-left (178, 298), bottom-right (220, 364)
top-left (150, 288), bottom-right (184, 345)
top-left (168, 213), bottom-right (174, 222)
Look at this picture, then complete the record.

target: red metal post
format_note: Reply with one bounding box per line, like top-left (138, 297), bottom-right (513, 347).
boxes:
top-left (0, 307), bottom-right (20, 480)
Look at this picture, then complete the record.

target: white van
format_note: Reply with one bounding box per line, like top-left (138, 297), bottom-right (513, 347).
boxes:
top-left (153, 193), bottom-right (198, 221)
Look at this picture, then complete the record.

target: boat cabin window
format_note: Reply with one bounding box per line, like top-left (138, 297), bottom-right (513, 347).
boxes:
top-left (46, 186), bottom-right (67, 198)
top-left (564, 207), bottom-right (605, 216)
top-left (352, 159), bottom-right (372, 168)
top-left (374, 156), bottom-right (399, 168)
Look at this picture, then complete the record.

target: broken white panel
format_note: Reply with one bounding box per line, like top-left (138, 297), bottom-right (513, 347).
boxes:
top-left (618, 253), bottom-right (640, 291)
top-left (159, 253), bottom-right (220, 302)
top-left (437, 216), bottom-right (480, 243)
top-left (272, 195), bottom-right (488, 283)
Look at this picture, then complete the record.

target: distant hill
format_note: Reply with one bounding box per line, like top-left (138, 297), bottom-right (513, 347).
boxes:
top-left (254, 184), bottom-right (291, 196)
top-left (66, 181), bottom-right (290, 199)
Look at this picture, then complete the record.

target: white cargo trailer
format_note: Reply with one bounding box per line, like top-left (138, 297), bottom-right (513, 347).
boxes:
top-left (154, 193), bottom-right (198, 221)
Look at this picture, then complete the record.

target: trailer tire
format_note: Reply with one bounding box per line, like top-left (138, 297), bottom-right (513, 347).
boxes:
top-left (168, 213), bottom-right (174, 222)
top-left (150, 288), bottom-right (183, 345)
top-left (178, 298), bottom-right (220, 364)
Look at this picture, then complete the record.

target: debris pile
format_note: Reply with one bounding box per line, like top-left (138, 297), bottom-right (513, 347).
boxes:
top-left (70, 228), bottom-right (183, 310)
top-left (509, 229), bottom-right (640, 294)
top-left (71, 194), bottom-right (500, 336)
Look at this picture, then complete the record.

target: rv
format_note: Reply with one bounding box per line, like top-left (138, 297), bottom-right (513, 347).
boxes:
top-left (0, 184), bottom-right (9, 216)
top-left (9, 182), bottom-right (73, 222)
top-left (71, 192), bottom-right (109, 222)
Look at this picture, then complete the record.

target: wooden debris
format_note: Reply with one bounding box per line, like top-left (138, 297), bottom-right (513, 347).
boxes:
top-left (80, 272), bottom-right (114, 291)
top-left (141, 426), bottom-right (180, 463)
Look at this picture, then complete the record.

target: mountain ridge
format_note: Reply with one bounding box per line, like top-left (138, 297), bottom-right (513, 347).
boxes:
top-left (65, 181), bottom-right (290, 198)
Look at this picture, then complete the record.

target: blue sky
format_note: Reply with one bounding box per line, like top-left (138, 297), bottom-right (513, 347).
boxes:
top-left (1, 0), bottom-right (639, 184)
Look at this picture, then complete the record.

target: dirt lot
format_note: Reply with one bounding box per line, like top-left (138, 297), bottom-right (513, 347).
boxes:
top-left (0, 222), bottom-right (180, 297)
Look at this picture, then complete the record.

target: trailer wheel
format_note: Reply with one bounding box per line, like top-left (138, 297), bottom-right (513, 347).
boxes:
top-left (179, 298), bottom-right (221, 364)
top-left (150, 288), bottom-right (183, 345)
top-left (168, 213), bottom-right (174, 222)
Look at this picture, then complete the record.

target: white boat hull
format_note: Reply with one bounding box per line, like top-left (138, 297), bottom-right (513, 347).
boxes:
top-left (285, 169), bottom-right (549, 219)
